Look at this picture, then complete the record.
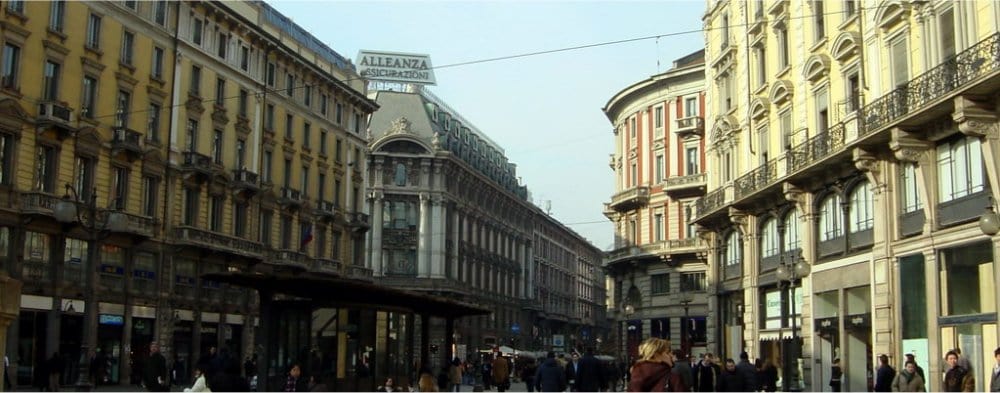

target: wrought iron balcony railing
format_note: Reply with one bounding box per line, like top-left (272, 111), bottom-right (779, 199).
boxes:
top-left (694, 187), bottom-right (725, 218)
top-left (111, 127), bottom-right (143, 155)
top-left (734, 160), bottom-right (778, 200)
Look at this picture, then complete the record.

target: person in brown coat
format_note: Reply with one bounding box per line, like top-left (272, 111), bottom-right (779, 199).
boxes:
top-left (891, 360), bottom-right (925, 392)
top-left (492, 355), bottom-right (510, 392)
top-left (628, 338), bottom-right (675, 392)
top-left (943, 350), bottom-right (975, 392)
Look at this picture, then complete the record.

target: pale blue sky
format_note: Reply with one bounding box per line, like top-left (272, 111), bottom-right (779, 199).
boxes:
top-left (271, 1), bottom-right (706, 249)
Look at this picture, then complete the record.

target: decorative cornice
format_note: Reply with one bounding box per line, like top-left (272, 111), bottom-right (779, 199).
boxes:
top-left (952, 96), bottom-right (997, 139)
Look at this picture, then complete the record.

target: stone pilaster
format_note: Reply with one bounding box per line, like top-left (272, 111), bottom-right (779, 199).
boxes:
top-left (418, 193), bottom-right (431, 278)
top-left (889, 128), bottom-right (936, 231)
top-left (430, 195), bottom-right (445, 278)
top-left (370, 190), bottom-right (384, 276)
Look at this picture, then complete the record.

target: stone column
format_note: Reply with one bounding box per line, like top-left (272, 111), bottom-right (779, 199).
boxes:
top-left (430, 196), bottom-right (445, 278)
top-left (418, 193), bottom-right (431, 278)
top-left (0, 274), bottom-right (22, 392)
top-left (889, 128), bottom-right (935, 231)
top-left (370, 191), bottom-right (384, 276)
top-left (451, 209), bottom-right (460, 280)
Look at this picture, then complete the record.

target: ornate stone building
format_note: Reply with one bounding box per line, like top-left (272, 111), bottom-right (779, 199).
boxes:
top-left (366, 86), bottom-right (606, 360)
top-left (697, 0), bottom-right (1000, 390)
top-left (603, 50), bottom-right (710, 361)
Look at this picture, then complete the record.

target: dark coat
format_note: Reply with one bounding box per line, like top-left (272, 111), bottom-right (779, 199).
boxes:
top-left (535, 358), bottom-right (567, 393)
top-left (143, 352), bottom-right (168, 392)
top-left (943, 366), bottom-right (974, 392)
top-left (875, 365), bottom-right (897, 392)
top-left (693, 361), bottom-right (719, 392)
top-left (736, 360), bottom-right (757, 390)
top-left (565, 360), bottom-right (578, 389)
top-left (758, 365), bottom-right (778, 392)
top-left (211, 372), bottom-right (251, 392)
top-left (991, 366), bottom-right (1000, 392)
top-left (671, 360), bottom-right (693, 392)
top-left (575, 354), bottom-right (606, 392)
top-left (717, 369), bottom-right (744, 392)
top-left (628, 361), bottom-right (671, 392)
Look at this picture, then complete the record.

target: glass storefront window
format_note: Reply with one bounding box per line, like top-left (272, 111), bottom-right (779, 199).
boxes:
top-left (22, 231), bottom-right (49, 281)
top-left (814, 291), bottom-right (839, 319)
top-left (900, 254), bottom-right (927, 339)
top-left (939, 241), bottom-right (995, 316)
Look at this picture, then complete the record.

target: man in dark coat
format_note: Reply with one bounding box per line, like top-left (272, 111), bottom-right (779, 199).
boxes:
top-left (693, 353), bottom-right (720, 392)
top-left (671, 350), bottom-right (693, 392)
top-left (143, 342), bottom-right (168, 392)
top-left (737, 352), bottom-right (758, 391)
top-left (564, 353), bottom-right (579, 391)
top-left (534, 352), bottom-right (567, 393)
top-left (717, 359), bottom-right (744, 392)
top-left (574, 348), bottom-right (606, 392)
top-left (875, 354), bottom-right (896, 392)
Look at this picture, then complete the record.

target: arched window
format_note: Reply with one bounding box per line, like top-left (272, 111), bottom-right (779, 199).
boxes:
top-left (394, 163), bottom-right (407, 186)
top-left (725, 231), bottom-right (741, 266)
top-left (818, 194), bottom-right (843, 241)
top-left (760, 218), bottom-right (779, 258)
top-left (849, 181), bottom-right (873, 232)
top-left (783, 210), bottom-right (801, 251)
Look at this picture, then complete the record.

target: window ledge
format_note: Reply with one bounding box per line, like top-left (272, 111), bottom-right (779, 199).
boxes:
top-left (810, 37), bottom-right (828, 54)
top-left (46, 28), bottom-right (67, 43)
top-left (84, 45), bottom-right (103, 58)
top-left (837, 14), bottom-right (859, 31)
top-left (775, 65), bottom-right (791, 79)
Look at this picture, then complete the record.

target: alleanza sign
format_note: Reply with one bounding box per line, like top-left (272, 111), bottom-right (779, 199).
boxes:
top-left (356, 50), bottom-right (436, 85)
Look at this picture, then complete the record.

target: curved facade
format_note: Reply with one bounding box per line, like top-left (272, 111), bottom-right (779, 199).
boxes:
top-left (602, 50), bottom-right (710, 361)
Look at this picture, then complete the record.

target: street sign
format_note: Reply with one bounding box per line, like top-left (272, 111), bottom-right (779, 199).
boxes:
top-left (511, 322), bottom-right (520, 334)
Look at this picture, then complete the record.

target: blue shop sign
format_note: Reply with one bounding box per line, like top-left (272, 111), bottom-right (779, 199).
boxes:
top-left (99, 314), bottom-right (124, 326)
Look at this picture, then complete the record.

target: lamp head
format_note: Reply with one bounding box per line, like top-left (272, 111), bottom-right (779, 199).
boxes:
top-left (53, 197), bottom-right (77, 224)
top-left (980, 205), bottom-right (1000, 236)
top-left (775, 263), bottom-right (790, 281)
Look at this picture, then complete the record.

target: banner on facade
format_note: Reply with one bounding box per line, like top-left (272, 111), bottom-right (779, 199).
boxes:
top-left (357, 50), bottom-right (436, 85)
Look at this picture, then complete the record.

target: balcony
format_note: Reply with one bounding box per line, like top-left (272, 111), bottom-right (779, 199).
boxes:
top-left (111, 127), bottom-right (143, 161)
top-left (181, 152), bottom-right (213, 182)
top-left (734, 160), bottom-right (779, 201)
top-left (172, 225), bottom-right (265, 259)
top-left (347, 212), bottom-right (370, 231)
top-left (606, 238), bottom-right (704, 267)
top-left (311, 257), bottom-right (342, 274)
top-left (19, 191), bottom-right (61, 218)
top-left (36, 101), bottom-right (75, 139)
top-left (607, 186), bottom-right (650, 212)
top-left (279, 187), bottom-right (303, 209)
top-left (231, 169), bottom-right (260, 196)
top-left (270, 249), bottom-right (309, 271)
top-left (663, 173), bottom-right (706, 198)
top-left (345, 264), bottom-right (374, 281)
top-left (98, 209), bottom-right (155, 238)
top-left (315, 200), bottom-right (339, 221)
top-left (674, 116), bottom-right (705, 139)
top-left (694, 186), bottom-right (726, 220)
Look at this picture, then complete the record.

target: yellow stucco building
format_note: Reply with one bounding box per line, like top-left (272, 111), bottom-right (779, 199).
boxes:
top-left (0, 0), bottom-right (375, 388)
top-left (698, 0), bottom-right (1000, 391)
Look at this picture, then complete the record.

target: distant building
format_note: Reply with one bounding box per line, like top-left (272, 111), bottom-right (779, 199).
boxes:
top-left (603, 50), bottom-right (709, 361)
top-left (366, 86), bottom-right (606, 358)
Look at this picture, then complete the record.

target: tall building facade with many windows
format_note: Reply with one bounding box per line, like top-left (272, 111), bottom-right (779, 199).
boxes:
top-left (366, 86), bottom-right (606, 361)
top-left (697, 0), bottom-right (1000, 391)
top-left (603, 50), bottom-right (709, 361)
top-left (0, 1), bottom-right (374, 388)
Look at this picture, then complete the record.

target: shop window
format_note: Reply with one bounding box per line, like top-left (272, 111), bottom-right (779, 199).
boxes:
top-left (900, 254), bottom-right (927, 339)
top-left (100, 245), bottom-right (125, 293)
top-left (939, 241), bottom-right (995, 316)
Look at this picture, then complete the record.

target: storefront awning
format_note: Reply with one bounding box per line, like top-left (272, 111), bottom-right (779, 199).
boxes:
top-left (202, 271), bottom-right (491, 319)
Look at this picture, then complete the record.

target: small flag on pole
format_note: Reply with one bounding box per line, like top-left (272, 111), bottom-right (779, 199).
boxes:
top-left (301, 224), bottom-right (314, 247)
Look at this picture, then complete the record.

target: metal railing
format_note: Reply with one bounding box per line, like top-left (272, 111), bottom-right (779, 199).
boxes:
top-left (172, 226), bottom-right (264, 258)
top-left (695, 187), bottom-right (725, 218)
top-left (734, 160), bottom-right (777, 200)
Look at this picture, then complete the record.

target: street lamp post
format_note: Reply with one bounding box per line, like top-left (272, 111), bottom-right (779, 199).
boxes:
top-left (775, 256), bottom-right (811, 392)
top-left (622, 302), bottom-right (635, 366)
top-left (678, 294), bottom-right (693, 357)
top-left (54, 184), bottom-right (127, 392)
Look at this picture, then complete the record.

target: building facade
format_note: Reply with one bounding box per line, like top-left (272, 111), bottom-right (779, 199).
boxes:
top-left (0, 0), bottom-right (374, 387)
top-left (602, 50), bottom-right (710, 362)
top-left (697, 0), bottom-right (1000, 391)
top-left (365, 86), bottom-right (607, 361)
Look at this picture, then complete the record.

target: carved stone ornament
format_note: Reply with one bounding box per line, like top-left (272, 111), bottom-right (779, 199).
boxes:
top-left (852, 147), bottom-right (883, 192)
top-left (782, 182), bottom-right (807, 213)
top-left (388, 117), bottom-right (412, 135)
top-left (952, 96), bottom-right (998, 139)
top-left (432, 132), bottom-right (441, 150)
top-left (727, 207), bottom-right (748, 235)
top-left (889, 128), bottom-right (932, 164)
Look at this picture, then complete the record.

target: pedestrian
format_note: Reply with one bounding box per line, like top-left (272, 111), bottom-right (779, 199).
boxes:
top-left (759, 358), bottom-right (778, 392)
top-left (891, 360), bottom-right (925, 392)
top-left (955, 348), bottom-right (972, 374)
top-left (535, 352), bottom-right (567, 393)
top-left (183, 364), bottom-right (210, 392)
top-left (144, 342), bottom-right (169, 392)
top-left (693, 353), bottom-right (719, 392)
top-left (717, 359), bottom-right (743, 392)
top-left (283, 363), bottom-right (307, 392)
top-left (3, 354), bottom-right (10, 391)
top-left (875, 354), bottom-right (896, 392)
top-left (670, 350), bottom-right (692, 392)
top-left (377, 377), bottom-right (396, 392)
top-left (198, 347), bottom-right (218, 380)
top-left (521, 359), bottom-right (538, 392)
top-left (829, 358), bottom-right (842, 392)
top-left (418, 368), bottom-right (438, 392)
top-left (628, 337), bottom-right (674, 392)
top-left (481, 358), bottom-right (492, 391)
top-left (990, 346), bottom-right (1000, 392)
top-left (493, 354), bottom-right (510, 392)
top-left (605, 360), bottom-right (621, 392)
top-left (565, 353), bottom-right (579, 391)
top-left (449, 358), bottom-right (463, 392)
top-left (736, 352), bottom-right (757, 391)
top-left (46, 352), bottom-right (62, 392)
top-left (903, 353), bottom-right (925, 383)
top-left (943, 350), bottom-right (974, 392)
top-left (575, 347), bottom-right (607, 392)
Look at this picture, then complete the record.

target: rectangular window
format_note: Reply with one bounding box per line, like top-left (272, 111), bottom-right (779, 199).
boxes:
top-left (190, 65), bottom-right (201, 96)
top-left (891, 37), bottom-right (909, 88)
top-left (258, 210), bottom-right (272, 245)
top-left (629, 117), bottom-right (636, 138)
top-left (42, 61), bottom-right (60, 101)
top-left (212, 130), bottom-right (223, 164)
top-left (35, 146), bottom-right (56, 193)
top-left (939, 242), bottom-right (995, 316)
top-left (655, 154), bottom-right (664, 182)
top-left (6, 0), bottom-right (22, 14)
top-left (353, 113), bottom-right (362, 133)
top-left (86, 14), bottom-right (102, 49)
top-left (755, 46), bottom-right (767, 88)
top-left (320, 94), bottom-right (328, 115)
top-left (318, 173), bottom-right (326, 202)
top-left (303, 122), bottom-right (311, 148)
top-left (192, 18), bottom-right (203, 46)
top-left (147, 103), bottom-right (161, 142)
top-left (940, 8), bottom-right (956, 60)
top-left (320, 130), bottom-right (328, 155)
top-left (630, 163), bottom-right (637, 186)
top-left (686, 97), bottom-right (698, 119)
top-left (813, 0), bottom-right (825, 43)
top-left (81, 76), bottom-right (97, 118)
top-left (285, 114), bottom-right (293, 139)
top-left (216, 32), bottom-right (227, 59)
top-left (816, 89), bottom-right (829, 135)
top-left (899, 254), bottom-right (926, 338)
top-left (301, 166), bottom-right (309, 194)
top-left (685, 204), bottom-right (696, 238)
top-left (266, 63), bottom-right (276, 87)
top-left (780, 110), bottom-right (792, 149)
top-left (900, 163), bottom-right (922, 213)
top-left (0, 134), bottom-right (15, 185)
top-left (335, 103), bottom-right (343, 124)
top-left (152, 47), bottom-right (164, 79)
top-left (1, 43), bottom-right (20, 89)
top-left (937, 136), bottom-right (985, 202)
top-left (654, 213), bottom-right (664, 242)
top-left (304, 85), bottom-right (312, 107)
top-left (153, 1), bottom-right (167, 26)
top-left (49, 1), bottom-right (65, 32)
top-left (142, 176), bottom-right (157, 217)
top-left (124, 0), bottom-right (137, 10)
top-left (686, 147), bottom-right (699, 175)
top-left (75, 157), bottom-right (95, 202)
top-left (115, 90), bottom-right (130, 128)
top-left (186, 119), bottom-right (198, 151)
top-left (680, 272), bottom-right (707, 291)
top-left (262, 151), bottom-right (272, 183)
top-left (236, 138), bottom-right (246, 169)
top-left (720, 75), bottom-right (731, 112)
top-left (238, 89), bottom-right (248, 118)
top-left (285, 73), bottom-right (294, 96)
top-left (215, 78), bottom-right (225, 106)
top-left (265, 104), bottom-right (275, 130)
top-left (654, 106), bottom-right (663, 129)
top-left (844, 0), bottom-right (856, 17)
top-left (723, 152), bottom-right (732, 182)
top-left (280, 215), bottom-right (292, 249)
top-left (121, 31), bottom-right (135, 65)
top-left (183, 188), bottom-right (198, 226)
top-left (334, 179), bottom-right (341, 206)
top-left (335, 139), bottom-right (343, 162)
top-left (240, 46), bottom-right (249, 71)
top-left (112, 166), bottom-right (128, 209)
top-left (209, 196), bottom-right (222, 232)
top-left (758, 126), bottom-right (770, 165)
top-left (650, 274), bottom-right (669, 294)
top-left (847, 72), bottom-right (860, 113)
top-left (778, 26), bottom-right (789, 69)
top-left (283, 159), bottom-right (291, 188)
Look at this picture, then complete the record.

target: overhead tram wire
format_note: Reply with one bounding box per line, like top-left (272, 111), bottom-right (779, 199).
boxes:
top-left (9, 4), bottom-right (887, 137)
